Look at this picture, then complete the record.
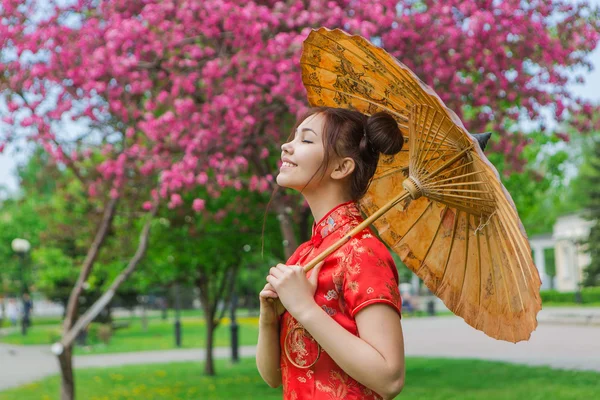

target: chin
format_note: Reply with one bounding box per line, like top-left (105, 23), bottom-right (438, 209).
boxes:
top-left (276, 175), bottom-right (301, 191)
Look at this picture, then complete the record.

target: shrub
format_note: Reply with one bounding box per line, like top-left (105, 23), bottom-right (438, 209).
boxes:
top-left (540, 287), bottom-right (600, 303)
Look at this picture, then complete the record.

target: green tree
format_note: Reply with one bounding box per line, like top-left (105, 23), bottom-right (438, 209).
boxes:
top-left (142, 187), bottom-right (283, 375)
top-left (581, 138), bottom-right (600, 287)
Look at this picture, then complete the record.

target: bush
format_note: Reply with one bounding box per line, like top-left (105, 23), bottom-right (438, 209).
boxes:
top-left (540, 287), bottom-right (600, 304)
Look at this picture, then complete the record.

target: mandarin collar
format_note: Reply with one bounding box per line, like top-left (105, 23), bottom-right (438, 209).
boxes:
top-left (310, 200), bottom-right (361, 247)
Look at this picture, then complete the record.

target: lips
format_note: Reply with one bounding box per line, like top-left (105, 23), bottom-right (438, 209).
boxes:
top-left (281, 157), bottom-right (297, 169)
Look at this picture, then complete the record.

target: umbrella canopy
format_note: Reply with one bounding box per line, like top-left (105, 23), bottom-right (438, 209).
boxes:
top-left (298, 28), bottom-right (541, 343)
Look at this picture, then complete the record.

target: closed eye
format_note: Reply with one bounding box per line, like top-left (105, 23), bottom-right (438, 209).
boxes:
top-left (302, 140), bottom-right (313, 143)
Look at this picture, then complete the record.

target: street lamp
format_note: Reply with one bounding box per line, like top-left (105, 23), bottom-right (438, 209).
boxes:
top-left (11, 238), bottom-right (31, 336)
top-left (174, 282), bottom-right (182, 347)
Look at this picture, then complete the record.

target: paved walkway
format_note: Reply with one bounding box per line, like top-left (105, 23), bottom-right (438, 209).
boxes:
top-left (1, 308), bottom-right (600, 391)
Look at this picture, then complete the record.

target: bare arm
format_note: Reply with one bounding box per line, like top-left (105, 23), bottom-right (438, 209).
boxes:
top-left (296, 303), bottom-right (405, 400)
top-left (256, 319), bottom-right (282, 388)
top-left (255, 283), bottom-right (284, 388)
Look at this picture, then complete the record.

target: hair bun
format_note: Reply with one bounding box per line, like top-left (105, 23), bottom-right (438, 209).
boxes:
top-left (365, 112), bottom-right (404, 155)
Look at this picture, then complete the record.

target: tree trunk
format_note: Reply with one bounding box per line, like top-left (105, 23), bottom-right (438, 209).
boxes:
top-left (204, 315), bottom-right (216, 376)
top-left (58, 346), bottom-right (74, 400)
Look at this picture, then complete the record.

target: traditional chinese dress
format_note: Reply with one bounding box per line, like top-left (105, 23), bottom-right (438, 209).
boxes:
top-left (279, 200), bottom-right (402, 400)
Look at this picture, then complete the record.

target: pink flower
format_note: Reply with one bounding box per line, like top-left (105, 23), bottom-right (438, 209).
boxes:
top-left (168, 193), bottom-right (183, 209)
top-left (192, 198), bottom-right (206, 212)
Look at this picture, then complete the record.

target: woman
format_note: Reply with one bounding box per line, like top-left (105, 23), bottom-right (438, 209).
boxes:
top-left (256, 107), bottom-right (406, 400)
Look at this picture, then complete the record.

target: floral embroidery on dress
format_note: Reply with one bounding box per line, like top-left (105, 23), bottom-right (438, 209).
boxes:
top-left (315, 370), bottom-right (357, 400)
top-left (385, 281), bottom-right (401, 308)
top-left (325, 289), bottom-right (338, 301)
top-left (347, 281), bottom-right (359, 293)
top-left (321, 305), bottom-right (336, 316)
top-left (284, 316), bottom-right (321, 368)
top-left (367, 287), bottom-right (374, 294)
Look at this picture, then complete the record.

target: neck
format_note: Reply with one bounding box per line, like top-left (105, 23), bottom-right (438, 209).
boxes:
top-left (303, 187), bottom-right (353, 226)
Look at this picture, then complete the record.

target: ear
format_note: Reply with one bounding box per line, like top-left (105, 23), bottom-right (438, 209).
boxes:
top-left (330, 157), bottom-right (355, 180)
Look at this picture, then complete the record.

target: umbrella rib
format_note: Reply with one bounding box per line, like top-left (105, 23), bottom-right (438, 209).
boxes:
top-left (491, 217), bottom-right (526, 312)
top-left (459, 213), bottom-right (471, 306)
top-left (496, 198), bottom-right (537, 284)
top-left (392, 201), bottom-right (433, 249)
top-left (429, 199), bottom-right (494, 217)
top-left (484, 225), bottom-right (503, 340)
top-left (429, 162), bottom-right (479, 184)
top-left (496, 205), bottom-right (534, 288)
top-left (430, 181), bottom-right (487, 189)
top-left (415, 106), bottom-right (438, 170)
top-left (430, 188), bottom-right (491, 194)
top-left (420, 117), bottom-right (456, 173)
top-left (430, 193), bottom-right (496, 204)
top-left (439, 209), bottom-right (460, 294)
top-left (488, 218), bottom-right (518, 343)
top-left (416, 205), bottom-right (449, 277)
top-left (372, 166), bottom-right (409, 181)
top-left (473, 228), bottom-right (483, 330)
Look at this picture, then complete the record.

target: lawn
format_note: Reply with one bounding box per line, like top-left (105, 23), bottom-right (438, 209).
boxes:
top-left (0, 315), bottom-right (260, 354)
top-left (1, 357), bottom-right (598, 400)
top-left (0, 309), bottom-right (453, 355)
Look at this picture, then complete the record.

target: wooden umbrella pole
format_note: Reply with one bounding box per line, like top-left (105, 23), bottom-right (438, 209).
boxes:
top-left (303, 189), bottom-right (412, 273)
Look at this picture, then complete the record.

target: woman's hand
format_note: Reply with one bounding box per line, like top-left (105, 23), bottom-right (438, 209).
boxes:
top-left (266, 261), bottom-right (324, 320)
top-left (259, 282), bottom-right (285, 326)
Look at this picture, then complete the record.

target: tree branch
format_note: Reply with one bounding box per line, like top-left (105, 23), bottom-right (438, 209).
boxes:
top-left (58, 199), bottom-right (160, 350)
top-left (62, 196), bottom-right (119, 334)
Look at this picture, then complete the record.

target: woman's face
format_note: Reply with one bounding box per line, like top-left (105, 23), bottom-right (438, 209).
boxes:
top-left (276, 113), bottom-right (330, 192)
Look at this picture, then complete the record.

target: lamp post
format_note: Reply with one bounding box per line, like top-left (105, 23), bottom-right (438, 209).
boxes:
top-left (11, 238), bottom-right (31, 336)
top-left (174, 282), bottom-right (182, 347)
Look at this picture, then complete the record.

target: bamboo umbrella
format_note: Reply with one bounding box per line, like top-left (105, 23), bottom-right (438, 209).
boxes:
top-left (298, 28), bottom-right (541, 343)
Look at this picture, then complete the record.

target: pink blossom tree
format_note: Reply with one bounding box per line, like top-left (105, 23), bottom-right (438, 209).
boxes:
top-left (1, 0), bottom-right (599, 398)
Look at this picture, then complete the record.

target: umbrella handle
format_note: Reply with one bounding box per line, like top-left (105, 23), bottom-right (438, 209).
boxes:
top-left (302, 190), bottom-right (411, 273)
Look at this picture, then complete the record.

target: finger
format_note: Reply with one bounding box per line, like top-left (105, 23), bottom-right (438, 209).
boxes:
top-left (275, 263), bottom-right (290, 274)
top-left (308, 261), bottom-right (324, 285)
top-left (260, 289), bottom-right (278, 299)
top-left (269, 266), bottom-right (284, 279)
top-left (266, 275), bottom-right (278, 288)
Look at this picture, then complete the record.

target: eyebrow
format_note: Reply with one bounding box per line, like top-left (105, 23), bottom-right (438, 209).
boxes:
top-left (296, 128), bottom-right (317, 136)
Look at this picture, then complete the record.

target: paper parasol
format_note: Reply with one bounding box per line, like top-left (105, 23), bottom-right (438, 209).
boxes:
top-left (298, 28), bottom-right (541, 343)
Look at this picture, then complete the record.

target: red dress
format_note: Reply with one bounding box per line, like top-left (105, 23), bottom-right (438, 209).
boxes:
top-left (279, 200), bottom-right (402, 400)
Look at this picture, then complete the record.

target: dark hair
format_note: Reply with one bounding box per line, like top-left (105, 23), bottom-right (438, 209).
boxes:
top-left (287, 106), bottom-right (404, 200)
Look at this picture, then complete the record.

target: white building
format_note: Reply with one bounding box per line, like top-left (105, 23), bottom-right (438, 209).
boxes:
top-left (529, 212), bottom-right (594, 292)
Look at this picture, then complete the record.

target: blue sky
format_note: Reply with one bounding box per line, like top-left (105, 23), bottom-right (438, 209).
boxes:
top-left (1, 0), bottom-right (599, 196)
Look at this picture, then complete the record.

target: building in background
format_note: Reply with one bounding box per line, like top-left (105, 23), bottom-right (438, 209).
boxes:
top-left (529, 211), bottom-right (593, 292)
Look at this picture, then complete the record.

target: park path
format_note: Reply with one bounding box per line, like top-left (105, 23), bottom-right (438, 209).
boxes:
top-left (1, 307), bottom-right (600, 391)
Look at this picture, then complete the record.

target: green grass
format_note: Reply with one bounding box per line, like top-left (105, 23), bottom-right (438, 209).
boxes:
top-left (0, 309), bottom-right (452, 354)
top-left (1, 357), bottom-right (598, 400)
top-left (0, 316), bottom-right (260, 355)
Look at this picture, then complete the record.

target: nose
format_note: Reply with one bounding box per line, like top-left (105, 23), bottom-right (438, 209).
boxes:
top-left (281, 140), bottom-right (293, 154)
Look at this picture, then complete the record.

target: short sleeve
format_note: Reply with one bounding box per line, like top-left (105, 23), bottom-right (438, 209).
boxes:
top-left (342, 238), bottom-right (402, 319)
